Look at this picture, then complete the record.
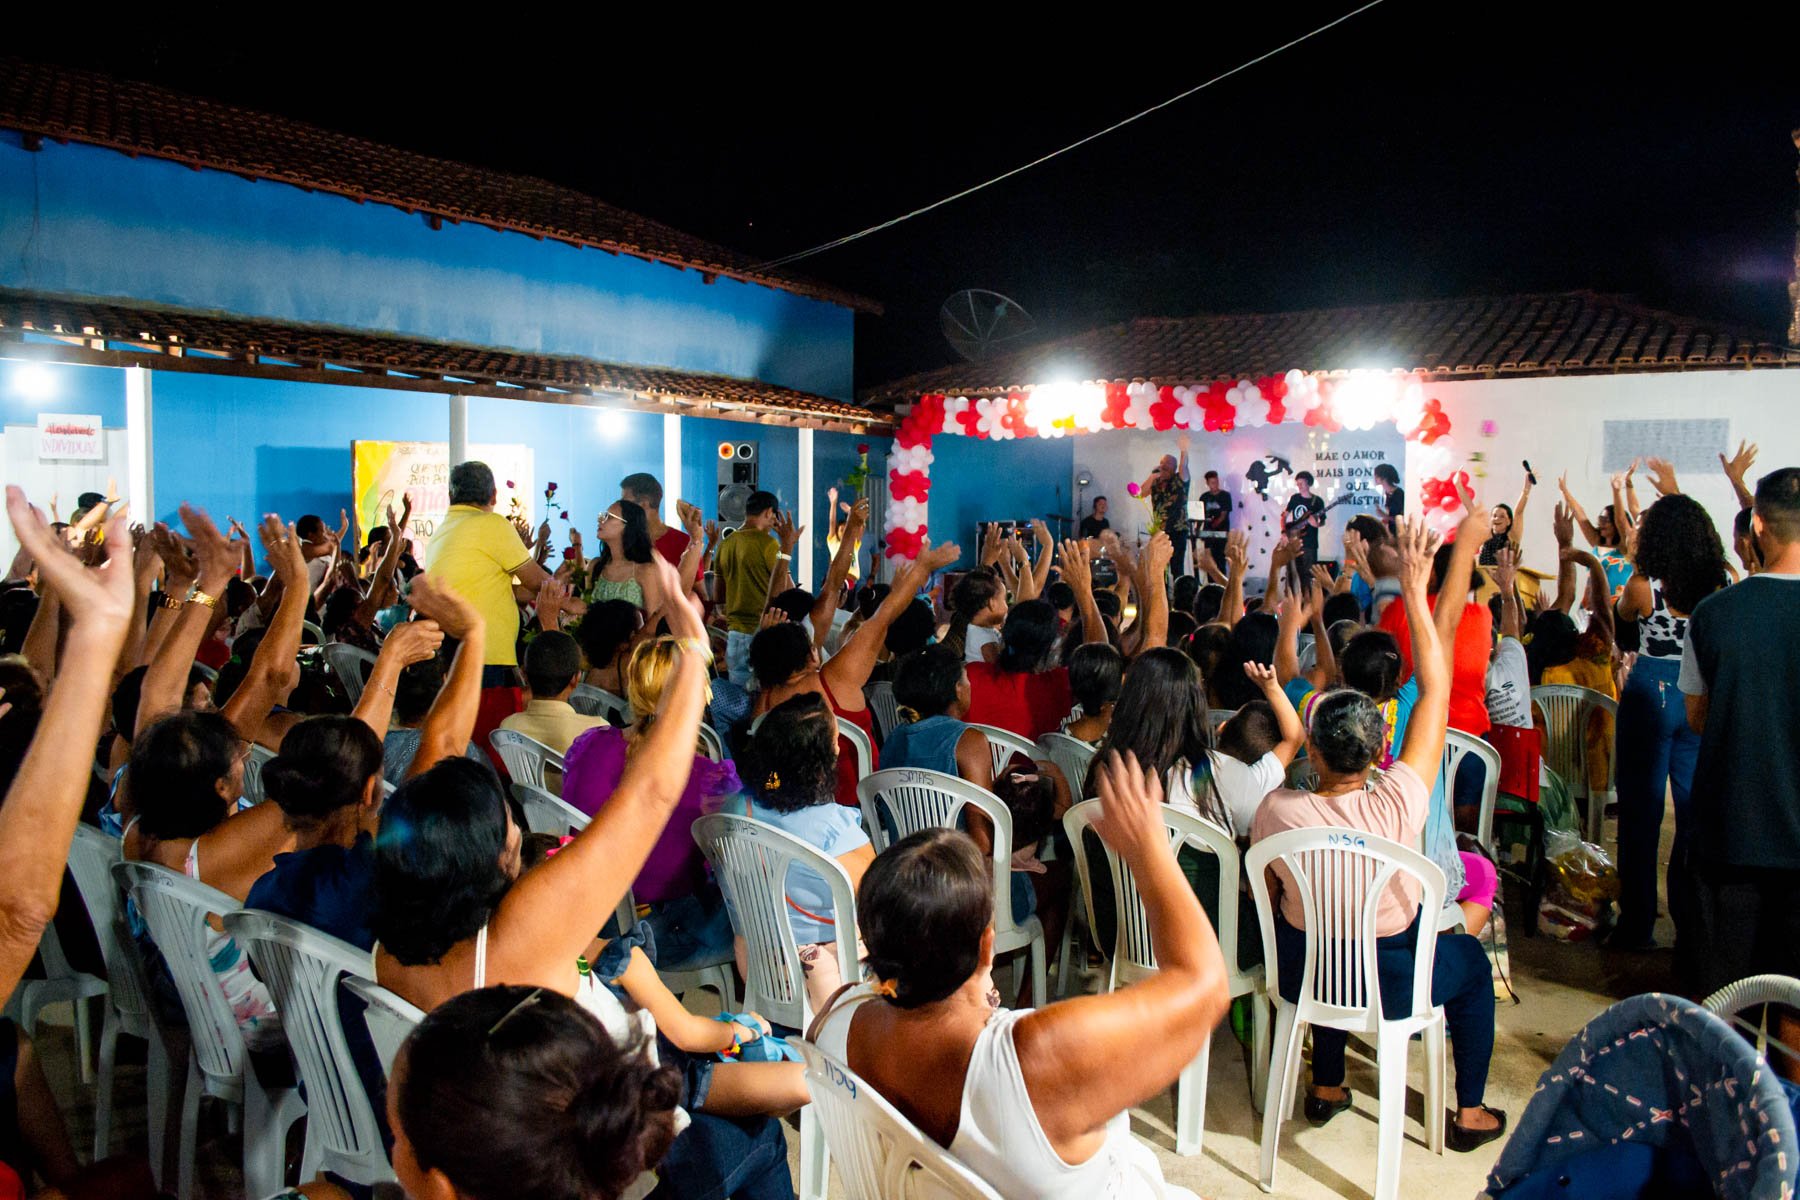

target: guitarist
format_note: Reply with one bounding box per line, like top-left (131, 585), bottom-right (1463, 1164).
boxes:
top-left (1283, 470), bottom-right (1328, 572)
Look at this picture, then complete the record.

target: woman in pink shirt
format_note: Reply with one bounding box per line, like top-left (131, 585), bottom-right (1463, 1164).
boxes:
top-left (1251, 511), bottom-right (1505, 1153)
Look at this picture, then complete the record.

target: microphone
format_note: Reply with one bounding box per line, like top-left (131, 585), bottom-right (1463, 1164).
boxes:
top-left (1522, 460), bottom-right (1538, 486)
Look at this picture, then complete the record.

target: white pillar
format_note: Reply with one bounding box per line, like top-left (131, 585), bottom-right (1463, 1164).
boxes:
top-left (797, 427), bottom-right (815, 592)
top-left (448, 394), bottom-right (468, 466)
top-left (663, 412), bottom-right (683, 522)
top-left (125, 367), bottom-right (153, 521)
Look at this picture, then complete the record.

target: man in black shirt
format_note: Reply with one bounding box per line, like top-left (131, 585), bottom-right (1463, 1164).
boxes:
top-left (1141, 433), bottom-right (1192, 576)
top-left (1374, 462), bottom-right (1405, 533)
top-left (1197, 470), bottom-right (1232, 575)
top-left (1283, 471), bottom-right (1327, 572)
top-left (1681, 466), bottom-right (1800, 996)
top-left (1079, 496), bottom-right (1111, 539)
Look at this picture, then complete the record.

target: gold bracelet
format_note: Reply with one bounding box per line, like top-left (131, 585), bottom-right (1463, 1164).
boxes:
top-left (186, 586), bottom-right (219, 611)
top-left (157, 592), bottom-right (183, 611)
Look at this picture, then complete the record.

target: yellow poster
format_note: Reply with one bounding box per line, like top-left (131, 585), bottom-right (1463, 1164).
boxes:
top-left (352, 441), bottom-right (534, 561)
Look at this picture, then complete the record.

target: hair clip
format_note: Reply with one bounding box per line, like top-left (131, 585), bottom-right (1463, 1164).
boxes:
top-left (763, 771), bottom-right (781, 791)
top-left (870, 978), bottom-right (899, 999)
top-left (486, 987), bottom-right (545, 1037)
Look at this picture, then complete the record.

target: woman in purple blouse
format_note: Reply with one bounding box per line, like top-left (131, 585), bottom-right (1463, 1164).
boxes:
top-left (562, 635), bottom-right (740, 968)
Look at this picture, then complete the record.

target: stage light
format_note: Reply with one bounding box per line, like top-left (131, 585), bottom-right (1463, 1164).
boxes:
top-left (10, 363), bottom-right (54, 400)
top-left (596, 408), bottom-right (626, 436)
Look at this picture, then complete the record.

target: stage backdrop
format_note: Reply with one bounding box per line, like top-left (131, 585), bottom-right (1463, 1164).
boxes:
top-left (352, 440), bottom-right (535, 561)
top-left (1076, 424), bottom-right (1404, 578)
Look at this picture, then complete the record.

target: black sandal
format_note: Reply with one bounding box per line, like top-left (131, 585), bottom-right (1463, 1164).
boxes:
top-left (1304, 1088), bottom-right (1353, 1127)
top-left (1447, 1105), bottom-right (1508, 1152)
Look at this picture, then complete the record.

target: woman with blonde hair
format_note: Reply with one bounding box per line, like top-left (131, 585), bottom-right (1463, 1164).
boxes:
top-left (561, 635), bottom-right (740, 969)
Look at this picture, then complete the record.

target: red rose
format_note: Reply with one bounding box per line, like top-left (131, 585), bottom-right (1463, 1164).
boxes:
top-left (505, 480), bottom-right (516, 489)
top-left (856, 443), bottom-right (870, 454)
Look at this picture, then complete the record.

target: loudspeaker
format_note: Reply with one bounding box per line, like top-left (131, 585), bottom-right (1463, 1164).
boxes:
top-left (717, 441), bottom-right (759, 527)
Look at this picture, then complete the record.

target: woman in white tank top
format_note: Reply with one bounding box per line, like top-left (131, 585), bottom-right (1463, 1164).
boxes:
top-left (809, 750), bottom-right (1228, 1199)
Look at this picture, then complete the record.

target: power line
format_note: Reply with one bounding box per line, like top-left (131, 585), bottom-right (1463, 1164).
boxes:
top-left (753, 0), bottom-right (1389, 272)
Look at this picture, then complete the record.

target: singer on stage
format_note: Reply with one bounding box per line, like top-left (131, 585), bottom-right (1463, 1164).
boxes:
top-left (1142, 432), bottom-right (1191, 575)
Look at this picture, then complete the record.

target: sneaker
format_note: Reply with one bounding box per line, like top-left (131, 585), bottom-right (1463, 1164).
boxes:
top-left (1304, 1089), bottom-right (1353, 1126)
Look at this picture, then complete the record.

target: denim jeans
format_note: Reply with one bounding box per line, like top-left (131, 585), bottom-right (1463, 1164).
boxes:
top-left (1614, 654), bottom-right (1699, 946)
top-left (653, 1111), bottom-right (795, 1200)
top-left (726, 630), bottom-right (755, 688)
top-left (1274, 911), bottom-right (1495, 1108)
top-left (644, 886), bottom-right (736, 972)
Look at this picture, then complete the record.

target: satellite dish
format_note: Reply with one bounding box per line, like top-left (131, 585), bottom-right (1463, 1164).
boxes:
top-left (940, 290), bottom-right (1036, 362)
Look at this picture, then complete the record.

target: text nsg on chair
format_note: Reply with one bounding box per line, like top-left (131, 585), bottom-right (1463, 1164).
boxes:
top-left (790, 1038), bottom-right (1001, 1200)
top-left (692, 812), bottom-right (859, 1200)
top-left (66, 826), bottom-right (182, 1172)
top-left (857, 768), bottom-right (1048, 1008)
top-left (488, 729), bottom-right (564, 789)
top-left (322, 643), bottom-right (378, 707)
top-left (1530, 684), bottom-right (1617, 843)
top-left (1246, 827), bottom-right (1449, 1200)
top-left (225, 911), bottom-right (393, 1186)
top-left (116, 861), bottom-right (307, 1200)
top-left (1064, 799), bottom-right (1268, 1156)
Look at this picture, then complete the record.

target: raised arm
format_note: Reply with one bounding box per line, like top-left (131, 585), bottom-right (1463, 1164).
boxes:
top-left (0, 491), bottom-right (133, 1005)
top-left (673, 501), bottom-right (706, 597)
top-left (824, 538), bottom-right (959, 695)
top-left (1058, 540), bottom-right (1106, 647)
top-left (1135, 532), bottom-right (1172, 651)
top-left (1493, 546), bottom-right (1523, 640)
top-left (494, 556), bottom-right (708, 971)
top-left (1273, 585), bottom-right (1311, 687)
top-left (137, 506), bottom-right (238, 735)
top-left (1247, 660), bottom-right (1306, 766)
top-left (350, 618), bottom-right (444, 738)
top-left (1220, 529), bottom-right (1249, 625)
top-left (765, 511), bottom-right (801, 609)
top-left (1015, 750), bottom-right (1227, 1149)
top-left (1432, 497), bottom-right (1486, 677)
top-left (355, 496), bottom-right (411, 625)
top-left (1394, 517), bottom-right (1452, 781)
top-left (1720, 440), bottom-right (1758, 512)
top-left (1029, 520), bottom-right (1055, 598)
top-left (401, 576), bottom-right (486, 778)
top-left (221, 517), bottom-right (309, 745)
top-left (810, 499), bottom-right (868, 649)
top-left (1557, 472), bottom-right (1603, 549)
top-left (1510, 476), bottom-right (1533, 547)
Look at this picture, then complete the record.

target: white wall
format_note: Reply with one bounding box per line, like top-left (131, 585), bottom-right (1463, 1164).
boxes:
top-left (0, 425), bottom-right (131, 568)
top-left (1416, 370), bottom-right (1800, 573)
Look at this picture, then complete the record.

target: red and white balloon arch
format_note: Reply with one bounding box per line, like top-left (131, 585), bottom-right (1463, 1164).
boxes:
top-left (884, 371), bottom-right (1467, 559)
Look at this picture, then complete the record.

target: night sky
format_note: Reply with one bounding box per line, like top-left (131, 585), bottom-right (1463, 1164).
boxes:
top-left (11, 5), bottom-right (1799, 393)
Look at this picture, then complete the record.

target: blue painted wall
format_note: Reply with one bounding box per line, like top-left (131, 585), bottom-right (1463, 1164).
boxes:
top-left (0, 357), bottom-right (125, 427)
top-left (0, 135), bottom-right (854, 400)
top-left (924, 435), bottom-right (1076, 568)
top-left (148, 371), bottom-right (664, 571)
top-left (680, 416), bottom-right (798, 522)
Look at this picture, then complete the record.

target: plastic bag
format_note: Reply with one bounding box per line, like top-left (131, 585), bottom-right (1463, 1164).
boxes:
top-left (1538, 829), bottom-right (1618, 941)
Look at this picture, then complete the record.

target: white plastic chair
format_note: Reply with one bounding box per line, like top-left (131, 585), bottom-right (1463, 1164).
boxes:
top-left (791, 1038), bottom-right (1002, 1200)
top-left (864, 681), bottom-right (900, 741)
top-left (116, 861), bottom-right (306, 1200)
top-left (339, 975), bottom-right (424, 1083)
top-left (322, 643), bottom-right (378, 707)
top-left (1210, 707), bottom-right (1240, 732)
top-left (967, 723), bottom-right (1037, 778)
top-left (1441, 730), bottom-right (1501, 851)
top-left (696, 722), bottom-right (725, 763)
top-left (692, 812), bottom-right (856, 1200)
top-left (243, 743), bottom-right (276, 806)
top-left (1034, 732), bottom-right (1096, 800)
top-left (1703, 973), bottom-right (1800, 1072)
top-left (856, 768), bottom-right (1047, 1008)
top-left (300, 620), bottom-right (326, 645)
top-left (1530, 684), bottom-right (1617, 843)
top-left (66, 826), bottom-right (180, 1171)
top-left (837, 715), bottom-right (875, 783)
top-left (224, 911), bottom-right (393, 1186)
top-left (513, 781), bottom-right (591, 837)
top-left (1063, 799), bottom-right (1269, 1156)
top-left (571, 683), bottom-right (631, 724)
top-left (488, 729), bottom-right (564, 789)
top-left (5, 921), bottom-right (107, 1082)
top-left (1246, 827), bottom-right (1448, 1200)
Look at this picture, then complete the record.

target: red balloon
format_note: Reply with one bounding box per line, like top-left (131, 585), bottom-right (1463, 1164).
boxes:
top-left (888, 470), bottom-right (930, 502)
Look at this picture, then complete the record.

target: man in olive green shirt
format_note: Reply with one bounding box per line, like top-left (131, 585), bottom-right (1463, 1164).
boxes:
top-left (714, 490), bottom-right (781, 686)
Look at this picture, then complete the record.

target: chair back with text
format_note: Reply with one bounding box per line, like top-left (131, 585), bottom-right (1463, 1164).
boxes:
top-left (488, 729), bottom-right (563, 789)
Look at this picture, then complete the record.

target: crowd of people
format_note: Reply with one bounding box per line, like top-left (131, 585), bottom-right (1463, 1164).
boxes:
top-left (0, 431), bottom-right (1795, 1200)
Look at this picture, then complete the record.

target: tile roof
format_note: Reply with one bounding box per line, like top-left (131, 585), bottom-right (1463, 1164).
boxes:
top-left (0, 58), bottom-right (880, 314)
top-left (864, 291), bottom-right (1800, 406)
top-left (0, 289), bottom-right (885, 428)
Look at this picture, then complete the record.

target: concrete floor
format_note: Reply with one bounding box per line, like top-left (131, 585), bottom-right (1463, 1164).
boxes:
top-left (34, 822), bottom-right (1683, 1199)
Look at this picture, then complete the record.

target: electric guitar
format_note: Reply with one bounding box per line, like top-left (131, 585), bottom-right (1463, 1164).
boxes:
top-left (1281, 494), bottom-right (1356, 536)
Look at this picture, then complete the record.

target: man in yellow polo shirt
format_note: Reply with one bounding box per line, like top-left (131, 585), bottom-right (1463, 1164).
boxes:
top-left (426, 460), bottom-right (580, 753)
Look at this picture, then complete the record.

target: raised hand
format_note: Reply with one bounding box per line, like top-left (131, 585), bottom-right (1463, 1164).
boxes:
top-left (1225, 529), bottom-right (1250, 576)
top-left (182, 504), bottom-right (239, 586)
top-left (1092, 750), bottom-right (1168, 862)
top-left (1458, 502), bottom-right (1493, 546)
top-left (677, 499), bottom-right (705, 536)
top-left (1056, 539), bottom-right (1093, 594)
top-left (385, 617), bottom-right (445, 668)
top-left (1245, 660), bottom-right (1283, 695)
top-left (1553, 501), bottom-right (1575, 547)
top-left (759, 606), bottom-right (787, 631)
top-left (979, 523), bottom-right (1004, 567)
top-left (1175, 431), bottom-right (1191, 454)
top-left (1394, 517), bottom-right (1441, 595)
top-left (335, 508), bottom-right (351, 546)
top-left (1720, 440), bottom-right (1758, 487)
top-left (1645, 457), bottom-right (1680, 497)
top-left (845, 497), bottom-right (871, 541)
top-left (150, 522), bottom-right (196, 585)
top-left (1144, 530), bottom-right (1173, 576)
top-left (917, 539), bottom-right (961, 576)
top-left (773, 511), bottom-right (803, 554)
top-left (1268, 534), bottom-right (1302, 572)
top-left (406, 573), bottom-right (482, 640)
top-left (256, 515), bottom-right (307, 588)
top-left (647, 551), bottom-right (703, 640)
top-left (5, 487), bottom-right (135, 637)
top-left (1492, 544), bottom-right (1519, 593)
top-left (536, 578), bottom-right (570, 631)
top-left (1030, 518), bottom-right (1052, 549)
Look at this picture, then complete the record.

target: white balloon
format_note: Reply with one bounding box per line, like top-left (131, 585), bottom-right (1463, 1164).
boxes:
top-left (1124, 382), bottom-right (1157, 429)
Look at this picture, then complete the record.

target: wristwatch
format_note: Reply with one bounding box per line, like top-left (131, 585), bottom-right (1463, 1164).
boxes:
top-left (186, 585), bottom-right (219, 611)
